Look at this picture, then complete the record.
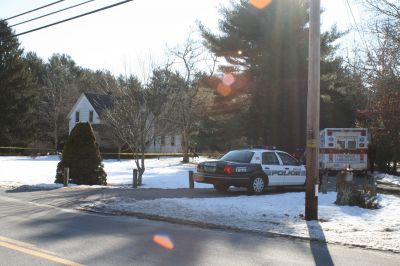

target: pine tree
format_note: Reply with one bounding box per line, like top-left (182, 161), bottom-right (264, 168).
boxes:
top-left (200, 0), bottom-right (355, 152)
top-left (200, 0), bottom-right (309, 151)
top-left (55, 122), bottom-right (107, 185)
top-left (0, 21), bottom-right (36, 146)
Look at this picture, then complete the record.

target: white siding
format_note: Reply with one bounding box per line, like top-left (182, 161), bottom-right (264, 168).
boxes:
top-left (68, 95), bottom-right (101, 133)
top-left (146, 134), bottom-right (182, 153)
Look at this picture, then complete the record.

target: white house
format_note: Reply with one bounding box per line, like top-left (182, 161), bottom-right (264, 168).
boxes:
top-left (68, 92), bottom-right (182, 153)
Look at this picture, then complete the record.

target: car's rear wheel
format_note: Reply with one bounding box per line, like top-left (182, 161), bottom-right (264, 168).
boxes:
top-left (213, 183), bottom-right (229, 192)
top-left (248, 175), bottom-right (267, 195)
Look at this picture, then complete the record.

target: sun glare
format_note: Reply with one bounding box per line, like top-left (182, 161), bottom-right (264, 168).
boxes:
top-left (217, 83), bottom-right (232, 97)
top-left (153, 234), bottom-right (175, 250)
top-left (249, 0), bottom-right (272, 9)
top-left (222, 73), bottom-right (235, 86)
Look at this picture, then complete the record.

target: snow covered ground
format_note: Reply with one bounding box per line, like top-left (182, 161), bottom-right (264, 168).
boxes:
top-left (1, 155), bottom-right (399, 188)
top-left (85, 192), bottom-right (400, 252)
top-left (0, 155), bottom-right (213, 189)
top-left (1, 156), bottom-right (400, 252)
top-left (374, 172), bottom-right (400, 186)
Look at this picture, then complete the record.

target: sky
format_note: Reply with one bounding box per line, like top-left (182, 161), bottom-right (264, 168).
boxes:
top-left (0, 0), bottom-right (365, 76)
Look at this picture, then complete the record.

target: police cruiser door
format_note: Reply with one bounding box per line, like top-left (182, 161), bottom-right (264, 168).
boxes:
top-left (261, 152), bottom-right (285, 186)
top-left (276, 152), bottom-right (306, 185)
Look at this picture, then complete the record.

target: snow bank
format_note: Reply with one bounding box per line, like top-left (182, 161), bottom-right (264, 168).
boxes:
top-left (375, 173), bottom-right (400, 186)
top-left (86, 192), bottom-right (400, 252)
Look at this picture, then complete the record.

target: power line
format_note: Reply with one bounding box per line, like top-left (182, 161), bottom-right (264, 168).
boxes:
top-left (10, 0), bottom-right (133, 39)
top-left (345, 0), bottom-right (372, 52)
top-left (10, 0), bottom-right (96, 28)
top-left (5, 0), bottom-right (65, 21)
top-left (345, 0), bottom-right (377, 69)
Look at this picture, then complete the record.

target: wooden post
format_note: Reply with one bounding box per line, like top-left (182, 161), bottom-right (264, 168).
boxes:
top-left (63, 167), bottom-right (69, 187)
top-left (369, 175), bottom-right (377, 195)
top-left (321, 170), bottom-right (328, 194)
top-left (305, 0), bottom-right (320, 221)
top-left (189, 171), bottom-right (194, 189)
top-left (132, 169), bottom-right (138, 188)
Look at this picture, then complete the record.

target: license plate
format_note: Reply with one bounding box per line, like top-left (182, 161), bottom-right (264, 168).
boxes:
top-left (204, 163), bottom-right (216, 172)
top-left (204, 166), bottom-right (216, 172)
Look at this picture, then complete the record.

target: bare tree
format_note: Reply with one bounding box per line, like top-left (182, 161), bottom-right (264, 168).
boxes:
top-left (101, 75), bottom-right (151, 185)
top-left (167, 32), bottom-right (217, 163)
top-left (101, 58), bottom-right (173, 185)
top-left (357, 0), bottom-right (400, 172)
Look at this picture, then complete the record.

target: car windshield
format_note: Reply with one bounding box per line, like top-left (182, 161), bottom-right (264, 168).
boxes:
top-left (220, 150), bottom-right (254, 163)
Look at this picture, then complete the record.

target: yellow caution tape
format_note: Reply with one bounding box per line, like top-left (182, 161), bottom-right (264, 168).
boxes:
top-left (0, 147), bottom-right (56, 151)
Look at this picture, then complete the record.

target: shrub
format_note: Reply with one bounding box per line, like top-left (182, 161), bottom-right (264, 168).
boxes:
top-left (55, 122), bottom-right (107, 185)
top-left (350, 188), bottom-right (380, 209)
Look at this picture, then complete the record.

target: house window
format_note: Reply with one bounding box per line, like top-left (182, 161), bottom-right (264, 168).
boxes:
top-left (170, 135), bottom-right (175, 146)
top-left (75, 111), bottom-right (80, 123)
top-left (160, 135), bottom-right (165, 146)
top-left (89, 110), bottom-right (94, 122)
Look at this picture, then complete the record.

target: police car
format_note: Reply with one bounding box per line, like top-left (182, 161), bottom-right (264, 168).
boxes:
top-left (194, 148), bottom-right (306, 194)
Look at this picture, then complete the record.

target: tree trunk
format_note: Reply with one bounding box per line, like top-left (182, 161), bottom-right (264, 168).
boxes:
top-left (138, 152), bottom-right (145, 186)
top-left (335, 171), bottom-right (353, 205)
top-left (54, 120), bottom-right (58, 151)
top-left (138, 168), bottom-right (144, 186)
top-left (182, 131), bottom-right (189, 163)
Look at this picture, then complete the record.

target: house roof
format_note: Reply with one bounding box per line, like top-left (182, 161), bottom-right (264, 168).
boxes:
top-left (84, 92), bottom-right (113, 117)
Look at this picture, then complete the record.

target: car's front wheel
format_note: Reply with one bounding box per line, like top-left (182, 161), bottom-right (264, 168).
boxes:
top-left (248, 175), bottom-right (267, 195)
top-left (213, 183), bottom-right (229, 192)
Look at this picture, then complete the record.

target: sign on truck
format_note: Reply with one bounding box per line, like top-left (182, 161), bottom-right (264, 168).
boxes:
top-left (319, 128), bottom-right (368, 172)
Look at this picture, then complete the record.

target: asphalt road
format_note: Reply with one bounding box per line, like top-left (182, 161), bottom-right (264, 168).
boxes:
top-left (0, 188), bottom-right (399, 266)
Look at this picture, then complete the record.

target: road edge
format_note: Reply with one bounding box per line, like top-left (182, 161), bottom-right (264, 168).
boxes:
top-left (79, 205), bottom-right (400, 254)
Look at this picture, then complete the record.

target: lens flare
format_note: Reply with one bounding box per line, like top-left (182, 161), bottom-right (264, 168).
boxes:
top-left (153, 234), bottom-right (174, 250)
top-left (222, 73), bottom-right (235, 86)
top-left (249, 0), bottom-right (272, 9)
top-left (217, 83), bottom-right (232, 97)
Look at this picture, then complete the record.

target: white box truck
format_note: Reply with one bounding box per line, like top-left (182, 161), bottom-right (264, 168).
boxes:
top-left (319, 128), bottom-right (368, 172)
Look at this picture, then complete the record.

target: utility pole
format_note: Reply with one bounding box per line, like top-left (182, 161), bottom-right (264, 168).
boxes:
top-left (305, 0), bottom-right (320, 221)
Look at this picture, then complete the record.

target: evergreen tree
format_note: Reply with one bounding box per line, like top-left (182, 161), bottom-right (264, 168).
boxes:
top-left (201, 0), bottom-right (309, 151)
top-left (0, 21), bottom-right (36, 146)
top-left (200, 0), bottom-right (355, 152)
top-left (195, 74), bottom-right (250, 151)
top-left (320, 47), bottom-right (367, 129)
top-left (55, 122), bottom-right (107, 185)
top-left (24, 52), bottom-right (50, 146)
